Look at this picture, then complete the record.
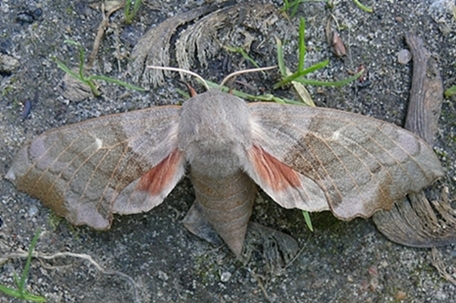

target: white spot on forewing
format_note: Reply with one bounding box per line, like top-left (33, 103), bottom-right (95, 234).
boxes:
top-left (94, 138), bottom-right (103, 150)
top-left (331, 130), bottom-right (341, 140)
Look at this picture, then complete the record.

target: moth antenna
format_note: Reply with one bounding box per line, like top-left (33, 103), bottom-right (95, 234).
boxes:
top-left (220, 66), bottom-right (277, 87)
top-left (146, 66), bottom-right (209, 91)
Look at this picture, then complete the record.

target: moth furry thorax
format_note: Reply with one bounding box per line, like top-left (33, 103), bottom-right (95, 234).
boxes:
top-left (178, 89), bottom-right (253, 177)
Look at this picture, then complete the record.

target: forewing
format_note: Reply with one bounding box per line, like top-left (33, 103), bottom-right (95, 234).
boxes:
top-left (6, 106), bottom-right (184, 229)
top-left (247, 102), bottom-right (444, 220)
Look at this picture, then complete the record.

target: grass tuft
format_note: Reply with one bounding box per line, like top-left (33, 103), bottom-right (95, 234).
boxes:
top-left (124, 0), bottom-right (142, 24)
top-left (55, 40), bottom-right (145, 97)
top-left (0, 229), bottom-right (46, 302)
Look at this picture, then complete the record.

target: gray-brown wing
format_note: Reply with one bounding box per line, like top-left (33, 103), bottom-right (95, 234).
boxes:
top-left (246, 102), bottom-right (444, 220)
top-left (6, 106), bottom-right (184, 229)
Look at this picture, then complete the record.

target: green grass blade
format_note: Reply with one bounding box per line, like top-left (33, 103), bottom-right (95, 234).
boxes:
top-left (26, 293), bottom-right (47, 302)
top-left (125, 0), bottom-right (142, 24)
top-left (2, 287), bottom-right (48, 303)
top-left (19, 229), bottom-right (41, 293)
top-left (0, 284), bottom-right (22, 298)
top-left (77, 46), bottom-right (86, 79)
top-left (282, 0), bottom-right (329, 15)
top-left (291, 2), bottom-right (300, 17)
top-left (224, 46), bottom-right (261, 69)
top-left (89, 75), bottom-right (146, 92)
top-left (133, 0), bottom-right (141, 12)
top-left (63, 39), bottom-right (79, 47)
top-left (444, 85), bottom-right (456, 97)
top-left (125, 0), bottom-right (131, 14)
top-left (63, 40), bottom-right (86, 79)
top-left (0, 229), bottom-right (47, 302)
top-left (276, 38), bottom-right (287, 76)
top-left (175, 87), bottom-right (190, 99)
top-left (54, 59), bottom-right (81, 80)
top-left (302, 211), bottom-right (314, 232)
top-left (86, 80), bottom-right (102, 97)
top-left (56, 41), bottom-right (145, 96)
top-left (13, 271), bottom-right (20, 287)
top-left (56, 58), bottom-right (100, 96)
top-left (273, 59), bottom-right (329, 89)
top-left (26, 295), bottom-right (46, 302)
top-left (239, 48), bottom-right (260, 69)
top-left (298, 59), bottom-right (330, 76)
top-left (353, 0), bottom-right (373, 13)
top-left (1, 277), bottom-right (47, 301)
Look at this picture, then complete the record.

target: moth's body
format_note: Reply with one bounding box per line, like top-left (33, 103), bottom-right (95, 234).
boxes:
top-left (178, 91), bottom-right (258, 256)
top-left (6, 89), bottom-right (444, 259)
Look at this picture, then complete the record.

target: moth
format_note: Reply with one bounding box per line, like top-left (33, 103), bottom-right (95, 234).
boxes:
top-left (6, 89), bottom-right (444, 257)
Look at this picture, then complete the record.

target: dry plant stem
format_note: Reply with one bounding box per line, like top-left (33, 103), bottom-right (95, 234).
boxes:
top-left (325, 14), bottom-right (342, 46)
top-left (146, 65), bottom-right (209, 90)
top-left (87, 3), bottom-right (124, 70)
top-left (0, 250), bottom-right (141, 303)
top-left (219, 66), bottom-right (277, 86)
top-left (248, 270), bottom-right (272, 303)
top-left (284, 240), bottom-right (309, 270)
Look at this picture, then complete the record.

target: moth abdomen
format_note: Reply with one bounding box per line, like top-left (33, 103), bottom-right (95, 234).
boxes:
top-left (189, 169), bottom-right (257, 257)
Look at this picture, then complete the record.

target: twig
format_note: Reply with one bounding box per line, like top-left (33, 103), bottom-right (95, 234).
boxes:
top-left (87, 3), bottom-right (124, 70)
top-left (248, 269), bottom-right (272, 302)
top-left (431, 247), bottom-right (456, 285)
top-left (404, 33), bottom-right (443, 146)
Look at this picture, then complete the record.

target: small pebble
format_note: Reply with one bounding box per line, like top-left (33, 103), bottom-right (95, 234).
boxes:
top-left (33, 8), bottom-right (43, 18)
top-left (220, 272), bottom-right (232, 282)
top-left (29, 205), bottom-right (39, 216)
top-left (395, 290), bottom-right (407, 301)
top-left (157, 270), bottom-right (169, 281)
top-left (22, 100), bottom-right (32, 119)
top-left (0, 54), bottom-right (20, 74)
top-left (397, 49), bottom-right (412, 64)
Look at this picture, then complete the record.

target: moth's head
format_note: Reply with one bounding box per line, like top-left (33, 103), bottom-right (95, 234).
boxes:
top-left (178, 89), bottom-right (252, 157)
top-left (145, 65), bottom-right (272, 159)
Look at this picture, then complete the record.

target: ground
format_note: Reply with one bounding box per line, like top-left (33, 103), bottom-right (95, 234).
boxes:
top-left (0, 0), bottom-right (455, 302)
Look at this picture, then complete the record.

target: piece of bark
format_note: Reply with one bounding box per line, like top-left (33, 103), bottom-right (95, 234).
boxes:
top-left (373, 34), bottom-right (456, 247)
top-left (128, 6), bottom-right (216, 88)
top-left (404, 35), bottom-right (442, 146)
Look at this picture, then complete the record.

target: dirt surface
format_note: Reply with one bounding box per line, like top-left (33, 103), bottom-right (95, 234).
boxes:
top-left (1, 0), bottom-right (456, 302)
